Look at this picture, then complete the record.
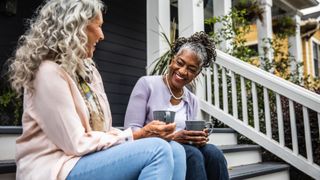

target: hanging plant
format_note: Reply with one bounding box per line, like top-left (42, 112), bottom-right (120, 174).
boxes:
top-left (234, 0), bottom-right (264, 23)
top-left (272, 16), bottom-right (296, 39)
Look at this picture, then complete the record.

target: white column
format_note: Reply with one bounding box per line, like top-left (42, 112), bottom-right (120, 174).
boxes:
top-left (257, 0), bottom-right (273, 67)
top-left (178, 0), bottom-right (204, 37)
top-left (178, 0), bottom-right (208, 120)
top-left (289, 14), bottom-right (303, 78)
top-left (146, 0), bottom-right (170, 74)
top-left (213, 0), bottom-right (232, 51)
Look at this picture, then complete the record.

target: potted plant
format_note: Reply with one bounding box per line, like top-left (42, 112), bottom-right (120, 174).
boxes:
top-left (233, 0), bottom-right (264, 23)
top-left (272, 16), bottom-right (296, 39)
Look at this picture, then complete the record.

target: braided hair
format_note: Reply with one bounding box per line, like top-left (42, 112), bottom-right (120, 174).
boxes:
top-left (171, 31), bottom-right (216, 68)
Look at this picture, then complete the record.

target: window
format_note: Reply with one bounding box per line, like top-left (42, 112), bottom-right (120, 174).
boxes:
top-left (312, 42), bottom-right (320, 77)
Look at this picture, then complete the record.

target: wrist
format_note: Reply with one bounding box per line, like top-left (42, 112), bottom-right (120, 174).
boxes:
top-left (133, 128), bottom-right (146, 140)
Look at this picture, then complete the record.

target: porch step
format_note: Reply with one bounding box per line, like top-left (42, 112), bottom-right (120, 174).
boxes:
top-left (0, 126), bottom-right (22, 161)
top-left (0, 160), bottom-right (16, 174)
top-left (229, 162), bottom-right (290, 180)
top-left (209, 128), bottom-right (238, 146)
top-left (218, 144), bottom-right (262, 168)
top-left (0, 159), bottom-right (16, 180)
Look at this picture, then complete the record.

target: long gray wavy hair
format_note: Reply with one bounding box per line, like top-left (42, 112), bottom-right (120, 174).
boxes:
top-left (8, 0), bottom-right (104, 96)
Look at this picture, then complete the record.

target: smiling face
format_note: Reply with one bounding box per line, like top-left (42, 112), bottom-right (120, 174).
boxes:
top-left (85, 11), bottom-right (104, 58)
top-left (167, 49), bottom-right (201, 91)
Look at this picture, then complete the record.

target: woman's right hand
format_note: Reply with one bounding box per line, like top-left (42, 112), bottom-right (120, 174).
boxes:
top-left (172, 130), bottom-right (208, 147)
top-left (133, 120), bottom-right (176, 141)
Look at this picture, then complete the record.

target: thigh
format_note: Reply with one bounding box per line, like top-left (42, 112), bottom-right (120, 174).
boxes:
top-left (67, 137), bottom-right (171, 180)
top-left (199, 144), bottom-right (226, 162)
top-left (182, 144), bottom-right (204, 160)
top-left (181, 144), bottom-right (207, 180)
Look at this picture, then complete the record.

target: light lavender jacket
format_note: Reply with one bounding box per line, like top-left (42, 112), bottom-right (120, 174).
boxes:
top-left (124, 75), bottom-right (199, 131)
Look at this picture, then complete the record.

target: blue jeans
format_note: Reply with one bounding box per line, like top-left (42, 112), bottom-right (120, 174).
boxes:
top-left (182, 144), bottom-right (229, 180)
top-left (67, 138), bottom-right (186, 180)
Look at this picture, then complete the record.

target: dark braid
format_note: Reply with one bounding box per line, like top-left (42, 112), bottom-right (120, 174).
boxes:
top-left (171, 31), bottom-right (216, 68)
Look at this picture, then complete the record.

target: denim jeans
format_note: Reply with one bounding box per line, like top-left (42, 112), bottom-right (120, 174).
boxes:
top-left (67, 137), bottom-right (186, 180)
top-left (182, 143), bottom-right (229, 180)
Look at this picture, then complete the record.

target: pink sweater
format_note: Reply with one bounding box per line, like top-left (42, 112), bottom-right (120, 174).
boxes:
top-left (15, 61), bottom-right (133, 180)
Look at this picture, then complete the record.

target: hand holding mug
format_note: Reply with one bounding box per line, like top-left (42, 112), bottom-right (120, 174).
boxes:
top-left (141, 120), bottom-right (176, 141)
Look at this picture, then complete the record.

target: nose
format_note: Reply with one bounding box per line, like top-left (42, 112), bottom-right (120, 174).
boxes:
top-left (99, 30), bottom-right (105, 41)
top-left (179, 66), bottom-right (188, 76)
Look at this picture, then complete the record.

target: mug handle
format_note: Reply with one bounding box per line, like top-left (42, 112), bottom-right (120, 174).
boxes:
top-left (205, 122), bottom-right (214, 135)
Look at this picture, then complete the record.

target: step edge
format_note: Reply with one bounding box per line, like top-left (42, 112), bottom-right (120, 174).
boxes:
top-left (0, 126), bottom-right (22, 134)
top-left (0, 160), bottom-right (16, 174)
top-left (229, 162), bottom-right (290, 179)
top-left (219, 144), bottom-right (261, 153)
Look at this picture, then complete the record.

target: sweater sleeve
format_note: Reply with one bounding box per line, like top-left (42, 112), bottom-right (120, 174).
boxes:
top-left (32, 62), bottom-right (133, 156)
top-left (124, 77), bottom-right (149, 131)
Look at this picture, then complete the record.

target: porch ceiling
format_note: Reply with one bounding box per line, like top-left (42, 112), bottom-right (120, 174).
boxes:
top-left (274, 0), bottom-right (319, 12)
top-left (286, 0), bottom-right (319, 9)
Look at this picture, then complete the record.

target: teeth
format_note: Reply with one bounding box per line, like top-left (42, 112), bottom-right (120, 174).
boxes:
top-left (175, 73), bottom-right (183, 80)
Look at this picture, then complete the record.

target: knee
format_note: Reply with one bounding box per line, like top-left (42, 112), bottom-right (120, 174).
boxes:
top-left (202, 144), bottom-right (227, 164)
top-left (146, 137), bottom-right (175, 166)
top-left (186, 146), bottom-right (205, 162)
top-left (170, 141), bottom-right (186, 158)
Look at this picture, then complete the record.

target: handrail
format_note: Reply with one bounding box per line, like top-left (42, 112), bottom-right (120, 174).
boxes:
top-left (199, 49), bottom-right (320, 179)
top-left (215, 50), bottom-right (320, 112)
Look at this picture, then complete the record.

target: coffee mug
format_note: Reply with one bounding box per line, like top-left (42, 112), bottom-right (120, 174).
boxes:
top-left (185, 120), bottom-right (214, 134)
top-left (153, 110), bottom-right (175, 124)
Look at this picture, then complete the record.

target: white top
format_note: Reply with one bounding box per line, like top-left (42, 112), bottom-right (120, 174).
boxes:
top-left (168, 100), bottom-right (187, 131)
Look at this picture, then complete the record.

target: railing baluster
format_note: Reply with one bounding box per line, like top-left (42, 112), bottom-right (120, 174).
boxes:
top-left (318, 113), bottom-right (320, 140)
top-left (303, 106), bottom-right (313, 163)
top-left (276, 93), bottom-right (284, 146)
top-left (289, 100), bottom-right (298, 155)
top-left (251, 82), bottom-right (259, 131)
top-left (263, 87), bottom-right (271, 138)
top-left (214, 64), bottom-right (219, 108)
top-left (231, 72), bottom-right (238, 119)
top-left (222, 68), bottom-right (228, 113)
top-left (206, 68), bottom-right (212, 104)
top-left (241, 77), bottom-right (248, 124)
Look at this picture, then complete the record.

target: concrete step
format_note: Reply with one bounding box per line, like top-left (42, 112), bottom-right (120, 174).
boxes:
top-left (229, 162), bottom-right (290, 180)
top-left (0, 126), bottom-right (22, 161)
top-left (219, 144), bottom-right (262, 168)
top-left (0, 159), bottom-right (16, 180)
top-left (209, 128), bottom-right (238, 146)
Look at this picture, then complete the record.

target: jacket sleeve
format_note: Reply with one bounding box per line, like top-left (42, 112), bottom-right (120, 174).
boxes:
top-left (32, 63), bottom-right (133, 156)
top-left (124, 77), bottom-right (149, 131)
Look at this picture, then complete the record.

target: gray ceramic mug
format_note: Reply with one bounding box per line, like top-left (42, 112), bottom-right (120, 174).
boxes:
top-left (185, 120), bottom-right (214, 134)
top-left (153, 110), bottom-right (175, 124)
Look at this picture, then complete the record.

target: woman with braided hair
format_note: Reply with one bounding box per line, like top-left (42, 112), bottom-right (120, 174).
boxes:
top-left (125, 32), bottom-right (229, 180)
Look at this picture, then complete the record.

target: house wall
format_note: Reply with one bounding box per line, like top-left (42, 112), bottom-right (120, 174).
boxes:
top-left (96, 0), bottom-right (146, 126)
top-left (0, 0), bottom-right (146, 127)
top-left (304, 30), bottom-right (320, 77)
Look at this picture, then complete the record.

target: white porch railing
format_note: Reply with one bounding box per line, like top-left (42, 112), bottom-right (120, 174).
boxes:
top-left (199, 49), bottom-right (320, 179)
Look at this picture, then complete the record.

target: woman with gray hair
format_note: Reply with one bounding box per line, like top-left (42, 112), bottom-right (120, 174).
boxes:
top-left (125, 32), bottom-right (229, 180)
top-left (8, 0), bottom-right (186, 179)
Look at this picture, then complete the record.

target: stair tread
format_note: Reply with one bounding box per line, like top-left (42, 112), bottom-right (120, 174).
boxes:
top-left (211, 128), bottom-right (236, 133)
top-left (0, 126), bottom-right (22, 134)
top-left (0, 160), bottom-right (16, 174)
top-left (229, 162), bottom-right (290, 179)
top-left (218, 144), bottom-right (261, 153)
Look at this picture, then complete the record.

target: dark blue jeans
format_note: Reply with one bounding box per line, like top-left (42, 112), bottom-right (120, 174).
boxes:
top-left (182, 143), bottom-right (229, 180)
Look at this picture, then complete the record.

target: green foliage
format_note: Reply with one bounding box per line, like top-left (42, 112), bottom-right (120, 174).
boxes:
top-left (234, 0), bottom-right (264, 22)
top-left (0, 82), bottom-right (22, 126)
top-left (149, 19), bottom-right (177, 76)
top-left (273, 16), bottom-right (296, 39)
top-left (208, 7), bottom-right (319, 179)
